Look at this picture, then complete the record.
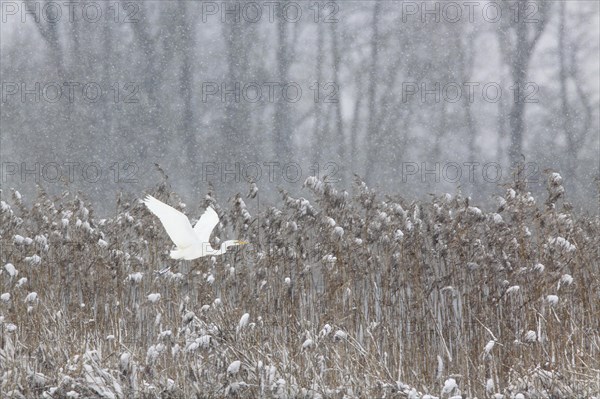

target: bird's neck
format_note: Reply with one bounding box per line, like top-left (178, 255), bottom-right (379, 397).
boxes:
top-left (204, 242), bottom-right (227, 257)
top-left (217, 241), bottom-right (228, 255)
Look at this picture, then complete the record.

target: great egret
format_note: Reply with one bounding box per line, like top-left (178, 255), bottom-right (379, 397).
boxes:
top-left (143, 195), bottom-right (248, 260)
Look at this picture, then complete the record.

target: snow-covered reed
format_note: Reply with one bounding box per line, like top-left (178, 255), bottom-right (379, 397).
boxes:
top-left (1, 171), bottom-right (598, 398)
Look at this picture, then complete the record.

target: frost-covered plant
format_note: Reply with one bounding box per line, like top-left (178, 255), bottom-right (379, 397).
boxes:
top-left (0, 171), bottom-right (598, 398)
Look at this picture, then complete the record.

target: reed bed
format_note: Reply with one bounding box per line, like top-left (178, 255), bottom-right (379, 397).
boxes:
top-left (1, 170), bottom-right (599, 398)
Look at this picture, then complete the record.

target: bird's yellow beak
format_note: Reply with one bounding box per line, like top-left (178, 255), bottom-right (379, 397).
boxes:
top-left (236, 240), bottom-right (249, 245)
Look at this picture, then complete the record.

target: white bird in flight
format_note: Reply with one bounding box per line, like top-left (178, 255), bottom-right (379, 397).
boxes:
top-left (143, 195), bottom-right (248, 260)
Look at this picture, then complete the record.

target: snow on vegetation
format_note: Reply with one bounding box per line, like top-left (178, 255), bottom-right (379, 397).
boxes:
top-left (0, 174), bottom-right (598, 398)
top-left (4, 263), bottom-right (17, 277)
top-left (147, 293), bottom-right (161, 303)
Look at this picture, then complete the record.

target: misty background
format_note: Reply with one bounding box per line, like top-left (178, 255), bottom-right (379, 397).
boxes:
top-left (1, 0), bottom-right (598, 213)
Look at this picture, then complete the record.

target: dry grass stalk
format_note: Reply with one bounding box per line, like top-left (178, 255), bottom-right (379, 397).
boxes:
top-left (1, 171), bottom-right (599, 398)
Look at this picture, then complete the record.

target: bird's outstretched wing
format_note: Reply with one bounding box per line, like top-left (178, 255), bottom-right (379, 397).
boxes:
top-left (193, 206), bottom-right (219, 244)
top-left (143, 195), bottom-right (198, 249)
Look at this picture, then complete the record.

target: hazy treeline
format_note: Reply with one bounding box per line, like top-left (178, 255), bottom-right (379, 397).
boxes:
top-left (1, 0), bottom-right (598, 211)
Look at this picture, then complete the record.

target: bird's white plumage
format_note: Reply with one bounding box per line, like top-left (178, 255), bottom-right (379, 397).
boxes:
top-left (143, 195), bottom-right (246, 260)
top-left (143, 195), bottom-right (198, 249)
top-left (193, 206), bottom-right (219, 244)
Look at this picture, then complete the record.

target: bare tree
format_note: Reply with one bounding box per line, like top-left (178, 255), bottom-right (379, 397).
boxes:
top-left (311, 21), bottom-right (325, 167)
top-left (349, 73), bottom-right (364, 182)
top-left (330, 21), bottom-right (345, 183)
top-left (24, 0), bottom-right (65, 79)
top-left (557, 2), bottom-right (593, 193)
top-left (456, 29), bottom-right (478, 161)
top-left (364, 2), bottom-right (382, 184)
top-left (129, 2), bottom-right (178, 159)
top-left (497, 0), bottom-right (551, 164)
top-left (273, 13), bottom-right (298, 162)
top-left (177, 1), bottom-right (197, 170)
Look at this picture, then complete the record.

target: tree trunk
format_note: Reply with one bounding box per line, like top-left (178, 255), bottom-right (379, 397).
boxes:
top-left (330, 22), bottom-right (345, 184)
top-left (364, 2), bottom-right (382, 184)
top-left (350, 74), bottom-right (363, 181)
top-left (273, 17), bottom-right (292, 162)
top-left (507, 19), bottom-right (529, 164)
top-left (178, 2), bottom-right (196, 173)
top-left (311, 21), bottom-right (325, 167)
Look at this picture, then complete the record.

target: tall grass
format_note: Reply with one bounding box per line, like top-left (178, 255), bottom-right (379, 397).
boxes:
top-left (1, 170), bottom-right (599, 398)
